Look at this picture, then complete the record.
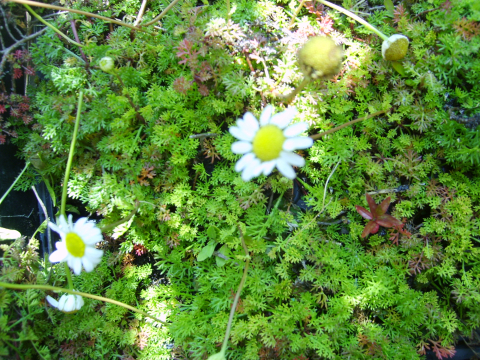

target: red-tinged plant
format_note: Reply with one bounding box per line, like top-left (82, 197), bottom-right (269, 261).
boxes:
top-left (355, 193), bottom-right (405, 238)
top-left (429, 338), bottom-right (456, 359)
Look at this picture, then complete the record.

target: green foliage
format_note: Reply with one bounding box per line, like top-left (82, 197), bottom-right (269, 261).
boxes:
top-left (3, 0), bottom-right (480, 358)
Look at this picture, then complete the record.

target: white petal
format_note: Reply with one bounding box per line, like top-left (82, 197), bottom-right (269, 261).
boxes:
top-left (84, 247), bottom-right (104, 260)
top-left (283, 136), bottom-right (314, 151)
top-left (46, 295), bottom-right (59, 308)
top-left (270, 107), bottom-right (297, 129)
top-left (235, 153), bottom-right (256, 172)
top-left (49, 244), bottom-right (68, 263)
top-left (76, 295), bottom-right (84, 309)
top-left (242, 112), bottom-right (259, 133)
top-left (73, 217), bottom-right (88, 233)
top-left (260, 105), bottom-right (274, 126)
top-left (81, 228), bottom-right (103, 245)
top-left (241, 158), bottom-right (261, 181)
top-left (284, 122), bottom-right (309, 137)
top-left (67, 214), bottom-right (74, 228)
top-left (48, 222), bottom-right (62, 235)
top-left (229, 126), bottom-right (254, 142)
top-left (57, 215), bottom-right (69, 229)
top-left (82, 257), bottom-right (94, 272)
top-left (71, 257), bottom-right (82, 275)
top-left (260, 160), bottom-right (276, 176)
top-left (64, 295), bottom-right (75, 312)
top-left (231, 141), bottom-right (253, 154)
top-left (276, 158), bottom-right (296, 179)
top-left (58, 295), bottom-right (68, 311)
top-left (280, 151), bottom-right (305, 167)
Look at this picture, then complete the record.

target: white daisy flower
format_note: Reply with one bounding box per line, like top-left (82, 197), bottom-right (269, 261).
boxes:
top-left (230, 105), bottom-right (313, 181)
top-left (46, 292), bottom-right (84, 313)
top-left (49, 214), bottom-right (104, 275)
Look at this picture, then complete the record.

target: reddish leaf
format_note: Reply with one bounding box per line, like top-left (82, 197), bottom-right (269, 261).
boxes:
top-left (376, 197), bottom-right (391, 217)
top-left (366, 193), bottom-right (377, 213)
top-left (376, 213), bottom-right (403, 228)
top-left (356, 193), bottom-right (407, 240)
top-left (355, 205), bottom-right (373, 220)
top-left (362, 221), bottom-right (379, 237)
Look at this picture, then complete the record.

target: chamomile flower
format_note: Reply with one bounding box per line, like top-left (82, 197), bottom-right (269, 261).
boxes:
top-left (230, 106), bottom-right (313, 181)
top-left (49, 214), bottom-right (104, 275)
top-left (46, 292), bottom-right (84, 313)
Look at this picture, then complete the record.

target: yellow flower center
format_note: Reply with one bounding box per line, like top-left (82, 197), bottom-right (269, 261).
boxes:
top-left (252, 125), bottom-right (286, 161)
top-left (66, 232), bottom-right (85, 257)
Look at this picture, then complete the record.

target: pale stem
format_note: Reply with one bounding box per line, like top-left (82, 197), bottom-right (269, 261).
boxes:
top-left (309, 110), bottom-right (388, 140)
top-left (317, 0), bottom-right (388, 40)
top-left (0, 282), bottom-right (166, 325)
top-left (226, 0), bottom-right (230, 22)
top-left (24, 4), bottom-right (83, 47)
top-left (141, 0), bottom-right (183, 27)
top-left (59, 91), bottom-right (84, 290)
top-left (220, 226), bottom-right (250, 354)
top-left (60, 90), bottom-right (83, 217)
top-left (288, 0), bottom-right (307, 28)
top-left (5, 0), bottom-right (144, 32)
top-left (278, 77), bottom-right (310, 104)
top-left (0, 162), bottom-right (30, 206)
top-left (64, 262), bottom-right (73, 290)
top-left (134, 0), bottom-right (148, 27)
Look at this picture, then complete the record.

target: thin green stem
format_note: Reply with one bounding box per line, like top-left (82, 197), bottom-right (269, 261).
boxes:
top-left (0, 282), bottom-right (167, 325)
top-left (6, 0), bottom-right (144, 32)
top-left (317, 0), bottom-right (388, 40)
top-left (99, 202), bottom-right (139, 232)
top-left (24, 4), bottom-right (83, 47)
top-left (141, 0), bottom-right (183, 27)
top-left (0, 162), bottom-right (30, 206)
top-left (322, 160), bottom-right (340, 211)
top-left (226, 0), bottom-right (230, 22)
top-left (277, 77), bottom-right (310, 104)
top-left (309, 110), bottom-right (388, 140)
top-left (60, 90), bottom-right (83, 217)
top-left (288, 0), bottom-right (307, 28)
top-left (220, 227), bottom-right (250, 354)
top-left (64, 262), bottom-right (73, 290)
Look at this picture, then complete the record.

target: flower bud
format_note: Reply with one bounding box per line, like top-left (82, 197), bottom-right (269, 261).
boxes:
top-left (382, 34), bottom-right (409, 61)
top-left (46, 293), bottom-right (84, 314)
top-left (99, 56), bottom-right (115, 73)
top-left (297, 36), bottom-right (343, 80)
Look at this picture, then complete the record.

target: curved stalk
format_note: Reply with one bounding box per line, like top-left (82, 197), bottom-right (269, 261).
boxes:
top-left (220, 226), bottom-right (250, 354)
top-left (277, 77), bottom-right (310, 104)
top-left (317, 0), bottom-right (388, 40)
top-left (24, 4), bottom-right (83, 47)
top-left (6, 0), bottom-right (144, 32)
top-left (141, 0), bottom-right (183, 27)
top-left (0, 282), bottom-right (166, 325)
top-left (309, 110), bottom-right (388, 140)
top-left (0, 162), bottom-right (30, 206)
top-left (60, 91), bottom-right (83, 217)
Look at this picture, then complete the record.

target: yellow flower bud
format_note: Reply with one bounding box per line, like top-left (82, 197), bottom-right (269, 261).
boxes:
top-left (99, 56), bottom-right (115, 73)
top-left (297, 36), bottom-right (343, 80)
top-left (381, 34), bottom-right (409, 61)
